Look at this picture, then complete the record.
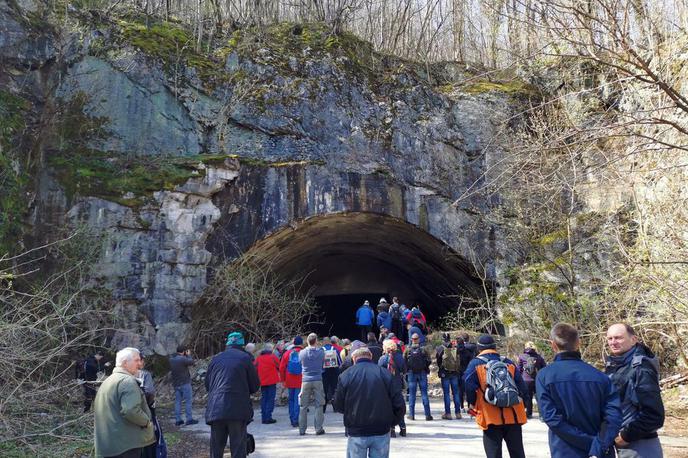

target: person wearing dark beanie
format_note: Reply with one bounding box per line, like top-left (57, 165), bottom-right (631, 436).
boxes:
top-left (464, 334), bottom-right (529, 458)
top-left (477, 334), bottom-right (496, 350)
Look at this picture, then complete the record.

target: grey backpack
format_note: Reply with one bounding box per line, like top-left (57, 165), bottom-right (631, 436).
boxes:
top-left (477, 356), bottom-right (521, 408)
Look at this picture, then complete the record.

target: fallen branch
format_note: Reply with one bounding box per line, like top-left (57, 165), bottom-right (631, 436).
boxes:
top-left (660, 372), bottom-right (688, 390)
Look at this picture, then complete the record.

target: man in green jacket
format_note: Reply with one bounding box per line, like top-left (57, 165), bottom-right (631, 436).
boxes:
top-left (94, 347), bottom-right (155, 458)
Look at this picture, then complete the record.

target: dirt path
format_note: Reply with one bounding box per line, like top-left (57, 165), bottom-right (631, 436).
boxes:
top-left (171, 399), bottom-right (546, 457)
top-left (158, 398), bottom-right (686, 458)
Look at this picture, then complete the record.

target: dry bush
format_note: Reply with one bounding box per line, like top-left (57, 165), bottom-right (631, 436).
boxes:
top-left (189, 253), bottom-right (319, 357)
top-left (0, 231), bottom-right (115, 455)
top-left (480, 60), bottom-right (688, 370)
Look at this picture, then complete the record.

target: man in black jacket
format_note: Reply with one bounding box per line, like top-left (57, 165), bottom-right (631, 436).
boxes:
top-left (367, 332), bottom-right (383, 363)
top-left (205, 332), bottom-right (260, 458)
top-left (76, 350), bottom-right (109, 412)
top-left (605, 323), bottom-right (665, 458)
top-left (333, 347), bottom-right (405, 458)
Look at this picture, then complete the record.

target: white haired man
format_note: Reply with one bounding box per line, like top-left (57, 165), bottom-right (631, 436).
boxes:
top-left (94, 347), bottom-right (155, 458)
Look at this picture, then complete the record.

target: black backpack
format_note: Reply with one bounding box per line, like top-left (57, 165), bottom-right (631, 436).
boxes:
top-left (407, 346), bottom-right (427, 373)
top-left (391, 305), bottom-right (402, 322)
top-left (524, 356), bottom-right (539, 378)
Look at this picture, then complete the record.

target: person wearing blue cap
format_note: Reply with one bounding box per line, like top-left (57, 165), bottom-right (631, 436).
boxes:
top-left (205, 332), bottom-right (260, 458)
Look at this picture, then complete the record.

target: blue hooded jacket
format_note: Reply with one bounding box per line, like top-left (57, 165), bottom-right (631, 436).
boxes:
top-left (605, 344), bottom-right (664, 442)
top-left (536, 351), bottom-right (622, 458)
top-left (356, 304), bottom-right (374, 326)
top-left (377, 311), bottom-right (392, 330)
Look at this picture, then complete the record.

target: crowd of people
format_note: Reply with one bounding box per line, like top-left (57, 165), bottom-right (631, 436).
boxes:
top-left (86, 296), bottom-right (666, 458)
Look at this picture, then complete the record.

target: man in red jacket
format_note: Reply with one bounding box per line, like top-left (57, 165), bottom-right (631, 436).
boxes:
top-left (279, 336), bottom-right (304, 427)
top-left (255, 343), bottom-right (281, 424)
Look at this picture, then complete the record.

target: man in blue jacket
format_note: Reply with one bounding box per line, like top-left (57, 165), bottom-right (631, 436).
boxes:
top-left (537, 323), bottom-right (622, 458)
top-left (205, 332), bottom-right (260, 458)
top-left (356, 300), bottom-right (375, 341)
top-left (605, 323), bottom-right (665, 457)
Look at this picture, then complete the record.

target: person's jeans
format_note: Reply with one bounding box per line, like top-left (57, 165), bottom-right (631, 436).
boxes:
top-left (346, 433), bottom-right (391, 458)
top-left (617, 437), bottom-right (664, 458)
top-left (288, 387), bottom-right (301, 425)
top-left (299, 380), bottom-right (325, 432)
top-left (260, 384), bottom-right (276, 421)
top-left (174, 383), bottom-right (193, 422)
top-left (482, 424), bottom-right (525, 458)
top-left (458, 374), bottom-right (466, 409)
top-left (407, 372), bottom-right (431, 417)
top-left (441, 374), bottom-right (462, 414)
top-left (359, 325), bottom-right (371, 341)
top-left (209, 419), bottom-right (247, 458)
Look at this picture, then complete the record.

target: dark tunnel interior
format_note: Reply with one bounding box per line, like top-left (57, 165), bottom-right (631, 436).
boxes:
top-left (241, 212), bottom-right (486, 340)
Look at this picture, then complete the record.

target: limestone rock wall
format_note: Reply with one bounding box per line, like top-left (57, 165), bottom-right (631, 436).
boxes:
top-left (1, 5), bottom-right (531, 353)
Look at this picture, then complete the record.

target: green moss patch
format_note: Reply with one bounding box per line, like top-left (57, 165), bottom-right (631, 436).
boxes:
top-left (114, 17), bottom-right (227, 87)
top-left (48, 152), bottom-right (208, 206)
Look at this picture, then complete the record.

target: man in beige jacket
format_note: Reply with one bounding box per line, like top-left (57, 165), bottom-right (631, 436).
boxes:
top-left (94, 347), bottom-right (155, 458)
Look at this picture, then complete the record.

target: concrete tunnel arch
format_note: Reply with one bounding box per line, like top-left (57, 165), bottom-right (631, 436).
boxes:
top-left (239, 212), bottom-right (485, 338)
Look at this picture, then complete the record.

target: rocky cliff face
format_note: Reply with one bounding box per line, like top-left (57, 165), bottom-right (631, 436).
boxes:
top-left (1, 4), bottom-right (540, 353)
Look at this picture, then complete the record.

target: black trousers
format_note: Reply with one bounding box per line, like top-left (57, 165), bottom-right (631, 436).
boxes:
top-left (83, 383), bottom-right (96, 412)
top-left (359, 325), bottom-right (371, 341)
top-left (210, 420), bottom-right (247, 458)
top-left (482, 424), bottom-right (526, 458)
top-left (105, 448), bottom-right (141, 458)
top-left (322, 368), bottom-right (339, 408)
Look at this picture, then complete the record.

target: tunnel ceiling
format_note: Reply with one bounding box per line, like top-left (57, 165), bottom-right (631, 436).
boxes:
top-left (244, 212), bottom-right (484, 320)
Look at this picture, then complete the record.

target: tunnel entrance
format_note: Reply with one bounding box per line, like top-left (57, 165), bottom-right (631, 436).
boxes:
top-left (312, 293), bottom-right (388, 339)
top-left (230, 212), bottom-right (487, 338)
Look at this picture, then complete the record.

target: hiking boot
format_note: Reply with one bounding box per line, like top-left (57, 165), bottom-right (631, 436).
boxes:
top-left (262, 419), bottom-right (277, 424)
top-left (455, 412), bottom-right (462, 420)
top-left (399, 428), bottom-right (407, 437)
top-left (175, 420), bottom-right (184, 426)
top-left (315, 429), bottom-right (325, 435)
top-left (185, 419), bottom-right (199, 425)
top-left (299, 431), bottom-right (306, 436)
top-left (441, 413), bottom-right (452, 420)
top-left (406, 415), bottom-right (415, 421)
top-left (390, 430), bottom-right (396, 438)
top-left (425, 415), bottom-right (434, 421)
top-left (291, 422), bottom-right (299, 428)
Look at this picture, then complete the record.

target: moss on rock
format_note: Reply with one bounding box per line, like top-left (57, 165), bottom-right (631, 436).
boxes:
top-left (114, 16), bottom-right (228, 87)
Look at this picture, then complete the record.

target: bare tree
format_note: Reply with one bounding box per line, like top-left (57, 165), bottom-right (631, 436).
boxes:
top-left (189, 252), bottom-right (319, 357)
